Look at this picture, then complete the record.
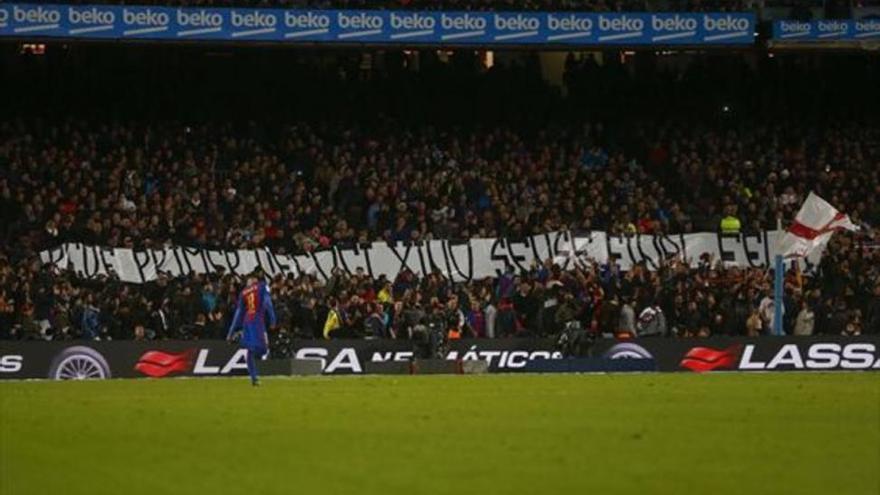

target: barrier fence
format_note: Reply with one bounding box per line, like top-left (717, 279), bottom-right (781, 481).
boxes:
top-left (1, 335), bottom-right (877, 379)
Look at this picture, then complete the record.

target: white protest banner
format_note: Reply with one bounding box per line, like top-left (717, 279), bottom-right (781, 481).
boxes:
top-left (40, 230), bottom-right (820, 283)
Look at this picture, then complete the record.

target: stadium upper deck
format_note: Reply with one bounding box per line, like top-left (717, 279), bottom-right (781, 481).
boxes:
top-left (5, 0), bottom-right (749, 11)
top-left (1, 46), bottom-right (878, 341)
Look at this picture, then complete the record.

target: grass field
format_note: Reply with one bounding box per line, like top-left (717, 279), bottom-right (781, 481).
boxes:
top-left (1, 373), bottom-right (878, 495)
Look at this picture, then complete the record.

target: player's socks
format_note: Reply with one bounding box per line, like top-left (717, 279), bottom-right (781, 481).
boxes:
top-left (246, 348), bottom-right (259, 384)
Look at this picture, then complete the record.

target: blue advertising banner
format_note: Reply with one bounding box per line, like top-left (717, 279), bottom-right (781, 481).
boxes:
top-left (0, 4), bottom-right (755, 46)
top-left (773, 19), bottom-right (880, 42)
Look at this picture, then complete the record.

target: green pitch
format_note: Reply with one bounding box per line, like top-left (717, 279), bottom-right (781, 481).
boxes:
top-left (1, 373), bottom-right (878, 495)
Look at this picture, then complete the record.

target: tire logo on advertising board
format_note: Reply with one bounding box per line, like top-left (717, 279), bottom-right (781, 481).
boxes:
top-left (602, 342), bottom-right (654, 359)
top-left (48, 346), bottom-right (112, 380)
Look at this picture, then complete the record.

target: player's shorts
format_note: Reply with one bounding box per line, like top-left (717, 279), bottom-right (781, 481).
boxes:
top-left (244, 343), bottom-right (268, 358)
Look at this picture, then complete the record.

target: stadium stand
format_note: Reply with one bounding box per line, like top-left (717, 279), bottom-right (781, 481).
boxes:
top-left (18, 0), bottom-right (880, 13)
top-left (18, 0), bottom-right (744, 12)
top-left (0, 46), bottom-right (878, 342)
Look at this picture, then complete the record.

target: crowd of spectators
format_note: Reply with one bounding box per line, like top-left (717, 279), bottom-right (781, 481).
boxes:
top-left (1, 48), bottom-right (878, 342)
top-left (2, 235), bottom-right (878, 344)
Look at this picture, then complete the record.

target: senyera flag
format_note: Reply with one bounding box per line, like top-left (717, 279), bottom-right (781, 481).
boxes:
top-left (778, 192), bottom-right (859, 258)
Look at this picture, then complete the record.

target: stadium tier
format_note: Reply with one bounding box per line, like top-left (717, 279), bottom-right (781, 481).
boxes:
top-left (2, 7), bottom-right (879, 495)
top-left (0, 0), bottom-right (775, 12)
top-left (0, 45), bottom-right (878, 343)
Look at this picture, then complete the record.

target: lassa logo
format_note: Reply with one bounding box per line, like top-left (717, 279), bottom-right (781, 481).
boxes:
top-left (679, 342), bottom-right (880, 372)
top-left (740, 343), bottom-right (880, 370)
top-left (0, 355), bottom-right (23, 373)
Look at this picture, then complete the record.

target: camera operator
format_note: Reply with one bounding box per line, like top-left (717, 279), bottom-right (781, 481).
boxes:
top-left (409, 299), bottom-right (450, 359)
top-left (554, 290), bottom-right (592, 357)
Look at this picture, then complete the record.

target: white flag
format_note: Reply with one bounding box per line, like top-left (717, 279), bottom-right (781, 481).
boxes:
top-left (777, 192), bottom-right (859, 258)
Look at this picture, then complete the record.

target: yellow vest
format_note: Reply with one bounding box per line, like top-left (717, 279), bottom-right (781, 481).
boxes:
top-left (323, 309), bottom-right (340, 339)
top-left (720, 216), bottom-right (741, 233)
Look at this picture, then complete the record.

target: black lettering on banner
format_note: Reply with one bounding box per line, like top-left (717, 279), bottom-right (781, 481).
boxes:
top-left (439, 240), bottom-right (454, 278)
top-left (558, 231), bottom-right (593, 270)
top-left (529, 233), bottom-right (555, 265)
top-left (44, 245), bottom-right (67, 267)
top-left (266, 250), bottom-right (296, 277)
top-left (634, 235), bottom-right (659, 270)
top-left (308, 249), bottom-right (332, 281)
top-left (655, 234), bottom-right (683, 260)
top-left (172, 247), bottom-right (192, 276)
top-left (527, 235), bottom-right (541, 263)
top-left (606, 235), bottom-right (624, 265)
top-left (504, 238), bottom-right (529, 273)
top-left (253, 248), bottom-right (276, 276)
top-left (83, 245), bottom-right (100, 279)
top-left (336, 244), bottom-right (372, 277)
top-left (133, 250), bottom-right (153, 283)
top-left (289, 252), bottom-right (304, 276)
top-left (741, 232), bottom-right (767, 268)
top-left (223, 250), bottom-right (241, 275)
top-left (550, 231), bottom-right (569, 269)
top-left (199, 249), bottom-right (219, 274)
top-left (388, 241), bottom-right (418, 275)
top-left (623, 236), bottom-right (641, 268)
top-left (63, 244), bottom-right (75, 271)
top-left (332, 247), bottom-right (353, 276)
top-left (551, 231), bottom-right (572, 269)
top-left (425, 240), bottom-right (448, 276)
top-left (717, 233), bottom-right (739, 263)
top-left (150, 248), bottom-right (168, 275)
top-left (99, 246), bottom-right (117, 276)
top-left (359, 243), bottom-right (374, 278)
top-left (413, 240), bottom-right (428, 276)
top-left (490, 238), bottom-right (511, 276)
top-left (71, 244), bottom-right (86, 278)
top-left (445, 240), bottom-right (474, 282)
top-left (204, 250), bottom-right (229, 274)
top-left (182, 247), bottom-right (206, 274)
top-left (416, 240), bottom-right (447, 277)
top-left (678, 233), bottom-right (688, 262)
